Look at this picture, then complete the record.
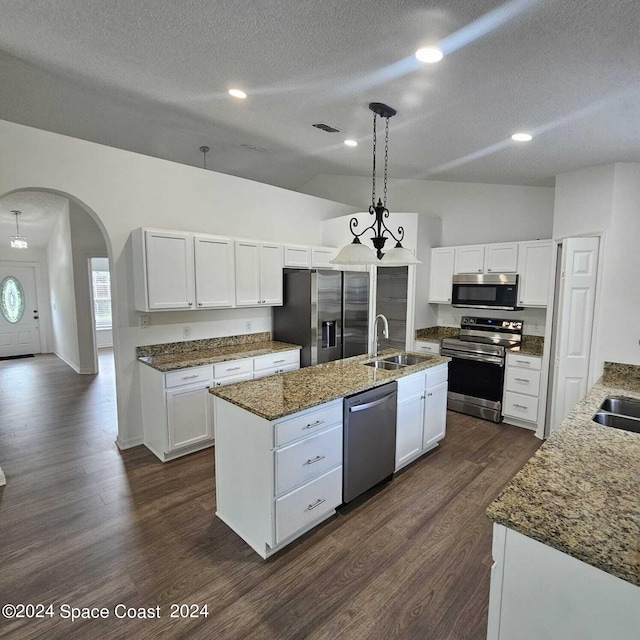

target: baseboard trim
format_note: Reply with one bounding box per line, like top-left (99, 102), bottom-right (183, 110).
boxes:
top-left (116, 435), bottom-right (144, 450)
top-left (53, 351), bottom-right (81, 373)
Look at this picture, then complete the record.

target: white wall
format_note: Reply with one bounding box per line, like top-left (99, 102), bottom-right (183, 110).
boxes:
top-left (303, 174), bottom-right (554, 246)
top-left (0, 119), bottom-right (357, 448)
top-left (552, 162), bottom-right (640, 372)
top-left (0, 245), bottom-right (53, 352)
top-left (46, 203), bottom-right (81, 369)
top-left (552, 165), bottom-right (615, 240)
top-left (69, 200), bottom-right (108, 372)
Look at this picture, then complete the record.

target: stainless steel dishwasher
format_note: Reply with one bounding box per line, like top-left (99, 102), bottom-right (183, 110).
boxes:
top-left (343, 381), bottom-right (397, 503)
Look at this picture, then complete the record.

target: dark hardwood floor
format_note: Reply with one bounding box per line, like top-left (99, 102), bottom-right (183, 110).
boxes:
top-left (0, 352), bottom-right (541, 640)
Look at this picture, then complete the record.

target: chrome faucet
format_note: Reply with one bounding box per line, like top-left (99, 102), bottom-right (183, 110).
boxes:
top-left (372, 314), bottom-right (389, 357)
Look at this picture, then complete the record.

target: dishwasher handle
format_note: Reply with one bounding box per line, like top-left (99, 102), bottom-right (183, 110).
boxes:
top-left (349, 392), bottom-right (396, 413)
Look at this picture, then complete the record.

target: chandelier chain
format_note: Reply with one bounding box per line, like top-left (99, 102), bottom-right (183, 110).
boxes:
top-left (383, 116), bottom-right (390, 208)
top-left (371, 111), bottom-right (377, 206)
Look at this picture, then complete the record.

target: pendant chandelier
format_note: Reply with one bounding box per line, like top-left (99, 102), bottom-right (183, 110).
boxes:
top-left (10, 211), bottom-right (28, 249)
top-left (331, 102), bottom-right (420, 266)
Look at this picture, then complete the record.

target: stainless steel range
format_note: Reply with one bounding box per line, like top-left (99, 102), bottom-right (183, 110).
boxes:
top-left (440, 316), bottom-right (523, 423)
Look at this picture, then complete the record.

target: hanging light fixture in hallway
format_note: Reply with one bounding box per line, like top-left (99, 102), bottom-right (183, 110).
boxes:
top-left (10, 211), bottom-right (28, 249)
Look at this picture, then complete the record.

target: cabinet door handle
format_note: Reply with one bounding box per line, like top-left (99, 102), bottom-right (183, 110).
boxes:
top-left (305, 455), bottom-right (326, 465)
top-left (513, 404), bottom-right (528, 410)
top-left (307, 498), bottom-right (326, 511)
top-left (274, 359), bottom-right (286, 364)
top-left (216, 381), bottom-right (222, 386)
top-left (198, 302), bottom-right (203, 306)
top-left (427, 392), bottom-right (433, 397)
top-left (188, 302), bottom-right (193, 306)
top-left (226, 366), bottom-right (242, 372)
top-left (182, 374), bottom-right (199, 379)
top-left (421, 394), bottom-right (425, 400)
top-left (514, 377), bottom-right (529, 383)
top-left (488, 268), bottom-right (492, 271)
top-left (303, 419), bottom-right (324, 430)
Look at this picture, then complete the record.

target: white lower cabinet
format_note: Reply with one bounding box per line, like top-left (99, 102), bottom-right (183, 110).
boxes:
top-left (140, 349), bottom-right (300, 462)
top-left (413, 339), bottom-right (440, 355)
top-left (214, 398), bottom-right (343, 558)
top-left (502, 352), bottom-right (542, 430)
top-left (395, 363), bottom-right (448, 471)
top-left (487, 524), bottom-right (639, 640)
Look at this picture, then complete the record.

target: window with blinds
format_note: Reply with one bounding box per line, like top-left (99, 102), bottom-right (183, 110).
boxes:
top-left (91, 270), bottom-right (112, 330)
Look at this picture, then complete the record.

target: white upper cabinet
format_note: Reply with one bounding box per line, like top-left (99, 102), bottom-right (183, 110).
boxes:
top-left (429, 248), bottom-right (455, 303)
top-left (283, 245), bottom-right (311, 268)
top-left (517, 240), bottom-right (554, 307)
top-left (259, 243), bottom-right (284, 305)
top-left (455, 245), bottom-right (485, 274)
top-left (311, 246), bottom-right (338, 268)
top-left (194, 235), bottom-right (235, 308)
top-left (135, 229), bottom-right (195, 311)
top-left (235, 241), bottom-right (283, 306)
top-left (485, 243), bottom-right (518, 273)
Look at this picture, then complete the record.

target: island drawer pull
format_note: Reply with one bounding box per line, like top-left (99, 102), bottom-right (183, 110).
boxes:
top-left (513, 403), bottom-right (528, 410)
top-left (274, 359), bottom-right (286, 364)
top-left (515, 360), bottom-right (530, 366)
top-left (305, 455), bottom-right (326, 465)
top-left (226, 366), bottom-right (242, 372)
top-left (182, 374), bottom-right (199, 379)
top-left (514, 378), bottom-right (529, 383)
top-left (304, 420), bottom-right (324, 430)
top-left (307, 498), bottom-right (326, 511)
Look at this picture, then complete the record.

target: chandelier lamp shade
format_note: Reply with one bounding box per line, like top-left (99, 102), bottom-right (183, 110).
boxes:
top-left (10, 211), bottom-right (28, 249)
top-left (331, 102), bottom-right (420, 267)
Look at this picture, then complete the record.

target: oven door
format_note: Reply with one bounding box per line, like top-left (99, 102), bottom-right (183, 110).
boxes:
top-left (447, 357), bottom-right (505, 422)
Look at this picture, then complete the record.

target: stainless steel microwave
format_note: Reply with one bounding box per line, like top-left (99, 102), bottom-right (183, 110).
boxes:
top-left (451, 274), bottom-right (522, 311)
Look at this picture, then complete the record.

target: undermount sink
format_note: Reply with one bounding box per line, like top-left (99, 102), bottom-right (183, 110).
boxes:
top-left (363, 360), bottom-right (405, 370)
top-left (598, 397), bottom-right (640, 419)
top-left (592, 396), bottom-right (640, 434)
top-left (382, 353), bottom-right (432, 366)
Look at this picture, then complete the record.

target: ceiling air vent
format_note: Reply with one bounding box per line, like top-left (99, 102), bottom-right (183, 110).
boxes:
top-left (312, 123), bottom-right (340, 133)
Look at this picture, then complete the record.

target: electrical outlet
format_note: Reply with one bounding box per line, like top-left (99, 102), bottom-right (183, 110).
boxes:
top-left (246, 320), bottom-right (252, 332)
top-left (183, 326), bottom-right (191, 339)
top-left (140, 315), bottom-right (150, 329)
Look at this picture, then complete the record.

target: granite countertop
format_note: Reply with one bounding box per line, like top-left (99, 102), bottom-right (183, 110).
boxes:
top-left (138, 340), bottom-right (302, 372)
top-left (487, 367), bottom-right (640, 586)
top-left (210, 351), bottom-right (450, 421)
top-left (415, 326), bottom-right (545, 357)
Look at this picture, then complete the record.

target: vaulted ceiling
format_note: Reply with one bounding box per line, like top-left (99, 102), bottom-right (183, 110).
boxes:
top-left (0, 0), bottom-right (638, 191)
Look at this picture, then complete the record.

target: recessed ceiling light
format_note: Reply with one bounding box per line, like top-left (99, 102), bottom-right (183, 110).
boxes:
top-left (511, 132), bottom-right (533, 142)
top-left (228, 89), bottom-right (247, 99)
top-left (415, 47), bottom-right (444, 63)
top-left (344, 139), bottom-right (358, 147)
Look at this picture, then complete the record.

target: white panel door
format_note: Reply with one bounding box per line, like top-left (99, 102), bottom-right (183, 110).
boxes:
top-left (428, 248), bottom-right (455, 303)
top-left (235, 241), bottom-right (260, 306)
top-left (551, 237), bottom-right (599, 431)
top-left (166, 383), bottom-right (212, 452)
top-left (194, 235), bottom-right (235, 308)
top-left (423, 380), bottom-right (447, 449)
top-left (259, 243), bottom-right (283, 305)
top-left (145, 231), bottom-right (194, 310)
top-left (0, 265), bottom-right (41, 357)
top-left (395, 392), bottom-right (425, 470)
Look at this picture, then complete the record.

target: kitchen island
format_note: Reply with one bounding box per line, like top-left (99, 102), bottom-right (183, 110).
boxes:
top-left (210, 351), bottom-right (449, 558)
top-left (486, 362), bottom-right (640, 640)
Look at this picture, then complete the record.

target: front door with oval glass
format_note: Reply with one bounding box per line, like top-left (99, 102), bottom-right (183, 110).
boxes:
top-left (0, 265), bottom-right (41, 357)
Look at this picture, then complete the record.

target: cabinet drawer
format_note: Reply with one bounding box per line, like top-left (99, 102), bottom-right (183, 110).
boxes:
top-left (253, 363), bottom-right (299, 380)
top-left (274, 401), bottom-right (343, 447)
top-left (212, 371), bottom-right (253, 387)
top-left (506, 353), bottom-right (541, 371)
top-left (275, 424), bottom-right (342, 496)
top-left (213, 358), bottom-right (253, 378)
top-left (165, 365), bottom-right (213, 389)
top-left (505, 367), bottom-right (541, 396)
top-left (503, 392), bottom-right (539, 422)
top-left (427, 364), bottom-right (448, 389)
top-left (275, 466), bottom-right (342, 544)
top-left (253, 350), bottom-right (299, 372)
top-left (397, 372), bottom-right (426, 400)
top-left (414, 340), bottom-right (440, 355)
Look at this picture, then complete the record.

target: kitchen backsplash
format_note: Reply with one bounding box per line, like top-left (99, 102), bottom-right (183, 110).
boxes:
top-left (136, 331), bottom-right (271, 358)
top-left (435, 306), bottom-right (547, 336)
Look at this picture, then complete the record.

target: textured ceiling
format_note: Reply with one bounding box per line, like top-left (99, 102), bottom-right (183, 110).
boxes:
top-left (0, 191), bottom-right (67, 248)
top-left (0, 0), bottom-right (639, 191)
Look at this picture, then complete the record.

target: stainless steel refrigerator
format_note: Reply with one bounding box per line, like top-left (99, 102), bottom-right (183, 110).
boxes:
top-left (273, 269), bottom-right (370, 367)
